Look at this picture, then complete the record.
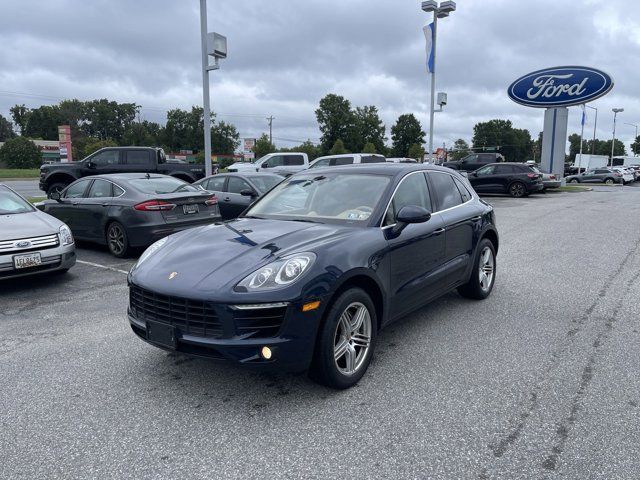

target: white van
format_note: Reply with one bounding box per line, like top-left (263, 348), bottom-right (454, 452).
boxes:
top-left (227, 152), bottom-right (309, 173)
top-left (308, 153), bottom-right (386, 168)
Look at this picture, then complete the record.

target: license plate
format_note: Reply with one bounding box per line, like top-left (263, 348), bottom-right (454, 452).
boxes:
top-left (14, 252), bottom-right (42, 269)
top-left (147, 321), bottom-right (176, 348)
top-left (183, 204), bottom-right (199, 215)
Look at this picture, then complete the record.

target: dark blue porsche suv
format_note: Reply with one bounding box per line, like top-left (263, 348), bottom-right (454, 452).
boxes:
top-left (128, 164), bottom-right (499, 388)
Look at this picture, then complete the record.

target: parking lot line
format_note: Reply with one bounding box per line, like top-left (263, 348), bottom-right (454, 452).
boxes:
top-left (77, 260), bottom-right (129, 275)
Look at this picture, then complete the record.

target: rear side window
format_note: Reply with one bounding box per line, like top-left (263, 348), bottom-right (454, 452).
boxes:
top-left (495, 165), bottom-right (515, 174)
top-left (384, 173), bottom-right (432, 226)
top-left (453, 177), bottom-right (472, 202)
top-left (361, 155), bottom-right (385, 164)
top-left (478, 154), bottom-right (496, 163)
top-left (429, 172), bottom-right (463, 211)
top-left (113, 184), bottom-right (125, 196)
top-left (284, 155), bottom-right (304, 166)
top-left (126, 150), bottom-right (151, 165)
top-left (332, 157), bottom-right (354, 166)
top-left (88, 179), bottom-right (113, 198)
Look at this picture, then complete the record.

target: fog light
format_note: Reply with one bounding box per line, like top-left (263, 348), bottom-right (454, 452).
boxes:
top-left (302, 300), bottom-right (321, 312)
top-left (261, 346), bottom-right (272, 360)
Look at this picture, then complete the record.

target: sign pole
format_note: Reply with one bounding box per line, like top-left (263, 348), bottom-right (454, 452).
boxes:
top-left (578, 104), bottom-right (585, 171)
top-left (200, 0), bottom-right (213, 177)
top-left (428, 15), bottom-right (438, 163)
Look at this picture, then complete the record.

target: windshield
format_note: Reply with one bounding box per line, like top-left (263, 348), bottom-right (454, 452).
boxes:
top-left (247, 175), bottom-right (283, 193)
top-left (129, 177), bottom-right (202, 194)
top-left (0, 187), bottom-right (35, 215)
top-left (245, 173), bottom-right (391, 225)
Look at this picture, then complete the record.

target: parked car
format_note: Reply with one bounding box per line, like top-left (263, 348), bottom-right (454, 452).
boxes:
top-left (226, 153), bottom-right (309, 175)
top-left (442, 152), bottom-right (505, 172)
top-left (38, 174), bottom-right (221, 258)
top-left (386, 158), bottom-right (418, 163)
top-left (127, 164), bottom-right (499, 389)
top-left (611, 166), bottom-right (635, 183)
top-left (308, 153), bottom-right (386, 168)
top-left (525, 163), bottom-right (561, 189)
top-left (39, 147), bottom-right (207, 197)
top-left (565, 168), bottom-right (623, 185)
top-left (0, 184), bottom-right (76, 279)
top-left (467, 163), bottom-right (543, 197)
top-left (193, 172), bottom-right (284, 220)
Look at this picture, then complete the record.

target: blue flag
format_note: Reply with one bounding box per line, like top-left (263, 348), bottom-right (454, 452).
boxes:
top-left (581, 105), bottom-right (586, 126)
top-left (423, 22), bottom-right (435, 73)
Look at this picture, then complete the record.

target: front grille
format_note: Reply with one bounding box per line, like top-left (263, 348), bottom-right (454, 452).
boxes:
top-left (0, 233), bottom-right (59, 254)
top-left (233, 306), bottom-right (288, 338)
top-left (129, 285), bottom-right (288, 340)
top-left (129, 285), bottom-right (223, 338)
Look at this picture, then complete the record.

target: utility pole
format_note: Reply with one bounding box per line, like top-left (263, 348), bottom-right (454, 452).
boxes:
top-left (267, 116), bottom-right (274, 144)
top-left (200, 0), bottom-right (213, 177)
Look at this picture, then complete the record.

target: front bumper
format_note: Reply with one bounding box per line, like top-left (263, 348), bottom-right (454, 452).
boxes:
top-left (543, 180), bottom-right (561, 189)
top-left (0, 243), bottom-right (76, 280)
top-left (128, 285), bottom-right (327, 372)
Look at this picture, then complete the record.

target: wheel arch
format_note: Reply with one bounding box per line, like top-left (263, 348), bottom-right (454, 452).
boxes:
top-left (325, 270), bottom-right (386, 331)
top-left (45, 173), bottom-right (77, 189)
top-left (480, 228), bottom-right (499, 254)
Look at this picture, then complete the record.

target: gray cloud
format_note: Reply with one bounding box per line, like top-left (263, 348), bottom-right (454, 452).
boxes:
top-left (1, 0), bottom-right (639, 151)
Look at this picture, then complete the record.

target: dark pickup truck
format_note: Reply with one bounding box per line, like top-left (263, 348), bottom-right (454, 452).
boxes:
top-left (442, 152), bottom-right (505, 172)
top-left (39, 147), bottom-right (207, 197)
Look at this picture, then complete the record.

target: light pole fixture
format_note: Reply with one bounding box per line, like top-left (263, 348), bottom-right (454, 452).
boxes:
top-left (625, 122), bottom-right (639, 156)
top-left (611, 108), bottom-right (624, 166)
top-left (585, 105), bottom-right (598, 155)
top-left (200, 0), bottom-right (228, 177)
top-left (421, 1), bottom-right (456, 163)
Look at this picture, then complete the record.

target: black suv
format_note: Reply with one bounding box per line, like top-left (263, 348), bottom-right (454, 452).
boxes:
top-left (39, 147), bottom-right (207, 197)
top-left (443, 153), bottom-right (505, 172)
top-left (467, 162), bottom-right (543, 197)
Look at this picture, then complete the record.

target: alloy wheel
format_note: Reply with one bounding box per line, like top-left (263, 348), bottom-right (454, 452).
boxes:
top-left (478, 246), bottom-right (495, 292)
top-left (605, 179), bottom-right (614, 185)
top-left (108, 224), bottom-right (125, 255)
top-left (333, 302), bottom-right (372, 376)
top-left (510, 183), bottom-right (525, 197)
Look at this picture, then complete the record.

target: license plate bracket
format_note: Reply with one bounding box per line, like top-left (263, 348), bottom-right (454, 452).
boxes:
top-left (13, 252), bottom-right (42, 269)
top-left (183, 204), bottom-right (199, 215)
top-left (147, 321), bottom-right (176, 349)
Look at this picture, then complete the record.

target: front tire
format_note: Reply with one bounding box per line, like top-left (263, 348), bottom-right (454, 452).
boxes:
top-left (458, 238), bottom-right (496, 300)
top-left (509, 181), bottom-right (526, 198)
top-left (47, 182), bottom-right (68, 198)
top-left (569, 178), bottom-right (579, 184)
top-left (310, 288), bottom-right (377, 389)
top-left (106, 221), bottom-right (130, 258)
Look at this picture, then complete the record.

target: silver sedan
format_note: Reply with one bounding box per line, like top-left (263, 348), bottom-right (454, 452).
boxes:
top-left (0, 184), bottom-right (76, 279)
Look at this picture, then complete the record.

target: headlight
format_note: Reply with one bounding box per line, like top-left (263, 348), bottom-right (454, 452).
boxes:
top-left (59, 225), bottom-right (74, 246)
top-left (137, 237), bottom-right (169, 266)
top-left (236, 252), bottom-right (316, 291)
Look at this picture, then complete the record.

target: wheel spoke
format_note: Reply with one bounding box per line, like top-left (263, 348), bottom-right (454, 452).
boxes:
top-left (351, 333), bottom-right (370, 348)
top-left (350, 306), bottom-right (366, 332)
top-left (344, 343), bottom-right (357, 373)
top-left (334, 338), bottom-right (348, 361)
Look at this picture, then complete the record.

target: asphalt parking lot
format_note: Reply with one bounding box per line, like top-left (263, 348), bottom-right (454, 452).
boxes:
top-left (2, 188), bottom-right (640, 479)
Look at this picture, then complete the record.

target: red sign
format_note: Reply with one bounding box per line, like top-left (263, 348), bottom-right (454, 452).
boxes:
top-left (58, 125), bottom-right (73, 163)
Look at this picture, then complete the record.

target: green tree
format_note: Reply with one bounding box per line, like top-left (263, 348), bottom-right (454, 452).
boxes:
top-left (407, 143), bottom-right (425, 161)
top-left (82, 99), bottom-right (138, 142)
top-left (451, 138), bottom-right (470, 160)
top-left (9, 104), bottom-right (30, 135)
top-left (391, 114), bottom-right (425, 157)
top-left (253, 134), bottom-right (276, 159)
top-left (211, 120), bottom-right (240, 154)
top-left (0, 137), bottom-right (41, 168)
top-left (329, 139), bottom-right (347, 155)
top-left (632, 135), bottom-right (640, 156)
top-left (354, 106), bottom-right (386, 153)
top-left (123, 120), bottom-right (162, 146)
top-left (23, 105), bottom-right (61, 139)
top-left (362, 142), bottom-right (377, 154)
top-left (568, 133), bottom-right (589, 162)
top-left (472, 119), bottom-right (533, 162)
top-left (0, 113), bottom-right (16, 141)
top-left (316, 94), bottom-right (356, 154)
top-left (280, 140), bottom-right (321, 160)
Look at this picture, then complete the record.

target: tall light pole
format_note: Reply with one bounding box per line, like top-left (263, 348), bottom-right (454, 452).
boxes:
top-left (421, 1), bottom-right (456, 163)
top-left (625, 122), bottom-right (639, 156)
top-left (611, 108), bottom-right (624, 166)
top-left (585, 105), bottom-right (597, 155)
top-left (199, 0), bottom-right (227, 177)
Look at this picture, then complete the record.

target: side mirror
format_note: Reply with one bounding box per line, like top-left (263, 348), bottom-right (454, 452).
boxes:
top-left (470, 171), bottom-right (478, 177)
top-left (392, 205), bottom-right (431, 235)
top-left (50, 192), bottom-right (62, 201)
top-left (86, 161), bottom-right (96, 169)
top-left (240, 189), bottom-right (257, 197)
top-left (261, 163), bottom-right (270, 169)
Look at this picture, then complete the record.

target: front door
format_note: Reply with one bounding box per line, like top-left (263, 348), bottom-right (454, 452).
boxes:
top-left (470, 164), bottom-right (497, 193)
top-left (47, 178), bottom-right (93, 237)
top-left (222, 176), bottom-right (255, 219)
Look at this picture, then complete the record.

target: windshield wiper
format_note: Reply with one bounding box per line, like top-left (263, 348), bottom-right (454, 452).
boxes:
top-left (242, 215), bottom-right (264, 219)
top-left (287, 218), bottom-right (323, 224)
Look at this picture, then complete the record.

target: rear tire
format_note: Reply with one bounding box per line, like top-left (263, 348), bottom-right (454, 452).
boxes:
top-left (458, 238), bottom-right (496, 300)
top-left (605, 178), bottom-right (615, 185)
top-left (47, 183), bottom-right (68, 198)
top-left (569, 178), bottom-right (579, 184)
top-left (509, 181), bottom-right (526, 198)
top-left (106, 221), bottom-right (130, 258)
top-left (309, 288), bottom-right (377, 389)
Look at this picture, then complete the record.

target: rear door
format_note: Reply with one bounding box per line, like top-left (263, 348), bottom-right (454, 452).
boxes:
top-left (83, 149), bottom-right (122, 175)
top-left (75, 179), bottom-right (119, 241)
top-left (493, 164), bottom-right (516, 192)
top-left (283, 155), bottom-right (306, 172)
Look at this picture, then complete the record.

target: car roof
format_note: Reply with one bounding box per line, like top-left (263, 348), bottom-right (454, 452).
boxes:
top-left (295, 163), bottom-right (456, 177)
top-left (87, 173), bottom-right (176, 181)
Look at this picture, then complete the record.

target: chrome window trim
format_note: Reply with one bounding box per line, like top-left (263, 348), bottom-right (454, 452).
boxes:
top-left (379, 170), bottom-right (474, 229)
top-left (85, 178), bottom-right (127, 200)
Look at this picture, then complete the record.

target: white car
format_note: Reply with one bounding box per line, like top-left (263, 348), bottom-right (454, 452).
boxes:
top-left (308, 153), bottom-right (386, 168)
top-left (386, 157), bottom-right (418, 163)
top-left (611, 167), bottom-right (634, 184)
top-left (0, 184), bottom-right (76, 279)
top-left (227, 152), bottom-right (309, 174)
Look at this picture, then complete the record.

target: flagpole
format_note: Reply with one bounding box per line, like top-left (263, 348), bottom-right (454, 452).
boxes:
top-left (579, 104), bottom-right (585, 171)
top-left (428, 16), bottom-right (438, 163)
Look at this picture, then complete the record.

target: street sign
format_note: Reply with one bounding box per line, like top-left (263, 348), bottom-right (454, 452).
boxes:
top-left (243, 138), bottom-right (256, 162)
top-left (507, 66), bottom-right (614, 108)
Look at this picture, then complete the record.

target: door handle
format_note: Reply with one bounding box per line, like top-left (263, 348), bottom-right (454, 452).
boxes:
top-left (224, 197), bottom-right (231, 202)
top-left (433, 228), bottom-right (445, 235)
top-left (471, 216), bottom-right (481, 221)
top-left (101, 203), bottom-right (109, 206)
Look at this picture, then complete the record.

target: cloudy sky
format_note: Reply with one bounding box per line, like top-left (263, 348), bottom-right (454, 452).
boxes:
top-left (1, 0), bottom-right (639, 153)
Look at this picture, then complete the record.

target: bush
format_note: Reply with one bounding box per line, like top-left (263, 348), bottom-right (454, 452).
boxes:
top-left (0, 137), bottom-right (42, 169)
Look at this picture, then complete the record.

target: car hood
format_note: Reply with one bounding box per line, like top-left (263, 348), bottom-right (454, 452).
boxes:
top-left (41, 162), bottom-right (77, 170)
top-left (0, 210), bottom-right (62, 241)
top-left (131, 218), bottom-right (356, 296)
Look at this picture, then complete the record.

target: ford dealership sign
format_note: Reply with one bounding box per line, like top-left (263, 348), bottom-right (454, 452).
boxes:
top-left (508, 66), bottom-right (613, 108)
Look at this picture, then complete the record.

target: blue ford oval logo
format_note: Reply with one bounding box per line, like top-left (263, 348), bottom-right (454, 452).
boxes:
top-left (15, 240), bottom-right (31, 248)
top-left (508, 66), bottom-right (614, 108)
